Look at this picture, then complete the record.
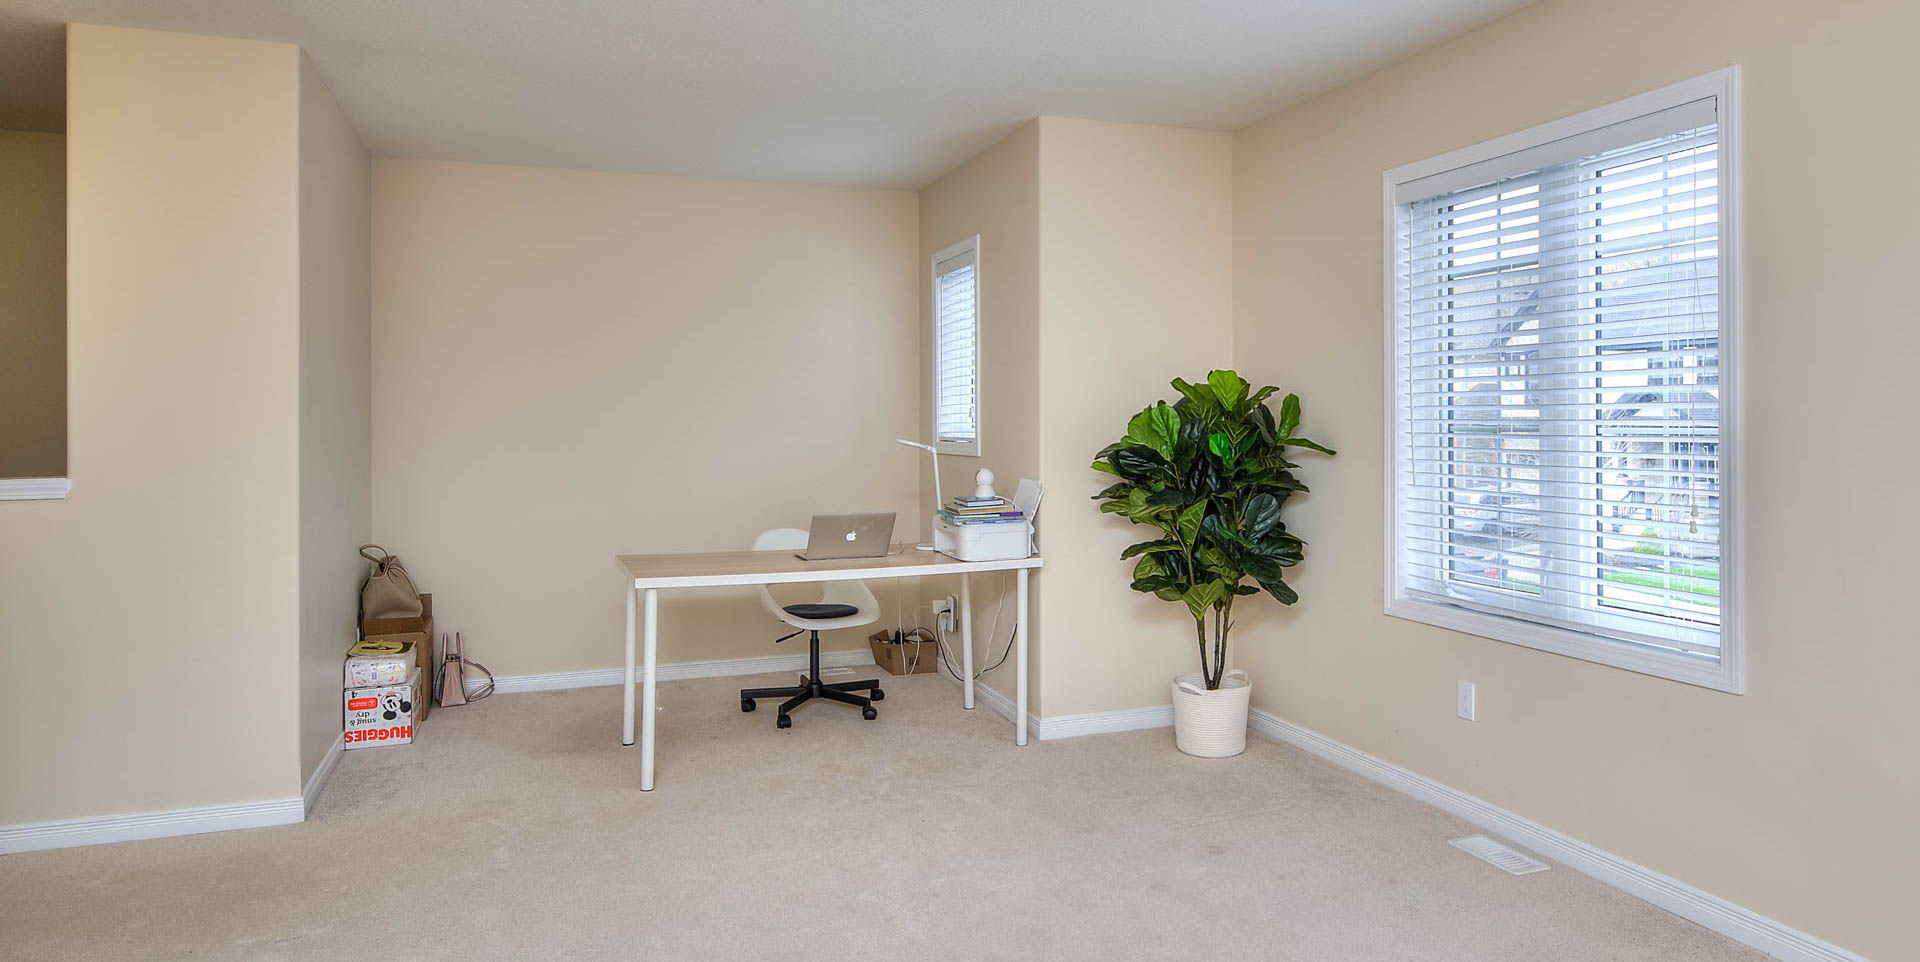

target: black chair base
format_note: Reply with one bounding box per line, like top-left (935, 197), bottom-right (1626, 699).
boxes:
top-left (739, 629), bottom-right (883, 728)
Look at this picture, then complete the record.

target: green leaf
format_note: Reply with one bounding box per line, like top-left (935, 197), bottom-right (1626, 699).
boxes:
top-left (1133, 554), bottom-right (1164, 581)
top-left (1242, 492), bottom-right (1282, 541)
top-left (1182, 581), bottom-right (1226, 620)
top-left (1126, 402), bottom-right (1180, 458)
top-left (1207, 370), bottom-right (1247, 410)
top-left (1277, 435), bottom-right (1336, 455)
top-left (1170, 377), bottom-right (1221, 416)
top-left (1207, 432), bottom-right (1233, 462)
top-left (1258, 578), bottom-right (1299, 605)
top-left (1177, 501), bottom-right (1207, 545)
top-left (1131, 575), bottom-right (1178, 594)
top-left (1109, 447), bottom-right (1173, 484)
top-left (1091, 460), bottom-right (1119, 475)
top-left (1120, 539), bottom-right (1179, 560)
top-left (1145, 487), bottom-right (1192, 507)
top-left (1241, 556), bottom-right (1283, 582)
top-left (1277, 393), bottom-right (1301, 439)
top-left (1249, 385), bottom-right (1279, 407)
top-left (1092, 482), bottom-right (1131, 500)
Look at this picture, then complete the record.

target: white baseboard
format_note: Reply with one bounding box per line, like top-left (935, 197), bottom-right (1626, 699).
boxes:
top-left (1038, 704), bottom-right (1172, 739)
top-left (1246, 708), bottom-right (1865, 962)
top-left (957, 672), bottom-right (1043, 735)
top-left (0, 797), bottom-right (304, 856)
top-left (939, 666), bottom-right (1168, 740)
top-left (488, 648), bottom-right (879, 695)
top-left (0, 477), bottom-right (71, 501)
top-left (303, 735), bottom-right (344, 815)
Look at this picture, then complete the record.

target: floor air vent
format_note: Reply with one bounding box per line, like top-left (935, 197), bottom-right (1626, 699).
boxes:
top-left (1449, 835), bottom-right (1551, 875)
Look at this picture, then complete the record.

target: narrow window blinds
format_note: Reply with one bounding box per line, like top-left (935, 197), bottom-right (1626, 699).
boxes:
top-left (934, 246), bottom-right (979, 449)
top-left (1392, 98), bottom-right (1726, 660)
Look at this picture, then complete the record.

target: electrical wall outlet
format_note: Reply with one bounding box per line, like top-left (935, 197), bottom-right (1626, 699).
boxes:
top-left (1457, 680), bottom-right (1477, 721)
top-left (934, 594), bottom-right (958, 633)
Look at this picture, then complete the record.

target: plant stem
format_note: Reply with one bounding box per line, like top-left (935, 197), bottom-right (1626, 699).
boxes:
top-left (1193, 617), bottom-right (1211, 686)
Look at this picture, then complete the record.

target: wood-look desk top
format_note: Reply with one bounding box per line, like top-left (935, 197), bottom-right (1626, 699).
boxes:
top-left (617, 545), bottom-right (1043, 589)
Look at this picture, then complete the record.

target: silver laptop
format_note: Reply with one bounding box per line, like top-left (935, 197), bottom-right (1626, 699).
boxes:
top-left (796, 512), bottom-right (896, 561)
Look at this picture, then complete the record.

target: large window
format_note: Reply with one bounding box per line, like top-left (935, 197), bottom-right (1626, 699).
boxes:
top-left (1384, 69), bottom-right (1741, 691)
top-left (931, 236), bottom-right (981, 456)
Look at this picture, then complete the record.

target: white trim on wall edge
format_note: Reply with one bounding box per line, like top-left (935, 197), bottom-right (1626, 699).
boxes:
top-left (0, 798), bottom-right (303, 855)
top-left (303, 735), bottom-right (344, 815)
top-left (1247, 708), bottom-right (1865, 962)
top-left (938, 668), bottom-right (1166, 741)
top-left (487, 648), bottom-right (879, 695)
top-left (0, 478), bottom-right (71, 501)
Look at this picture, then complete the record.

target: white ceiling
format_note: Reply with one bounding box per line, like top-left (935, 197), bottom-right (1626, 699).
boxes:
top-left (0, 0), bottom-right (1532, 188)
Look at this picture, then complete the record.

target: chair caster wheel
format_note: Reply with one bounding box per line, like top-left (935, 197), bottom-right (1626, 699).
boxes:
top-left (776, 714), bottom-right (792, 729)
top-left (870, 689), bottom-right (885, 701)
top-left (862, 707), bottom-right (878, 720)
top-left (740, 699), bottom-right (756, 713)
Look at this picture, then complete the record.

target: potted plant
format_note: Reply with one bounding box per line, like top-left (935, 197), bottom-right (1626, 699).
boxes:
top-left (1091, 370), bottom-right (1334, 757)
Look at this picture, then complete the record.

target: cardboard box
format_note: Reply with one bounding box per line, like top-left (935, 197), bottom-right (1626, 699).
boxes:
top-left (344, 668), bottom-right (420, 749)
top-left (362, 593), bottom-right (433, 722)
top-left (869, 630), bottom-right (938, 676)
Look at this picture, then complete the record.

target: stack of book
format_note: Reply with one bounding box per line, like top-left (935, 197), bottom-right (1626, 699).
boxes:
top-left (937, 494), bottom-right (1025, 526)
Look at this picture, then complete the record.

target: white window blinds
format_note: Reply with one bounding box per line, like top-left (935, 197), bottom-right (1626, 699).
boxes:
top-left (933, 242), bottom-right (980, 452)
top-left (1391, 95), bottom-right (1730, 669)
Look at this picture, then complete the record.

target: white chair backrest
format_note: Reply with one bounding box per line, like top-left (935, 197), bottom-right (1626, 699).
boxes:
top-left (753, 527), bottom-right (809, 551)
top-left (749, 526), bottom-right (880, 625)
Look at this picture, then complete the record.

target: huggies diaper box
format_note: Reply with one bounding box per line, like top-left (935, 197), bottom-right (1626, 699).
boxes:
top-left (344, 667), bottom-right (420, 749)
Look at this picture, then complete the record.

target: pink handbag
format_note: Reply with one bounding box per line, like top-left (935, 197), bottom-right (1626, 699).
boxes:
top-left (437, 632), bottom-right (493, 706)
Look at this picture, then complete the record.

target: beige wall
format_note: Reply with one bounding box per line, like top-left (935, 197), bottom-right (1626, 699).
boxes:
top-left (371, 158), bottom-right (921, 676)
top-left (916, 118), bottom-right (1234, 718)
top-left (1231, 0), bottom-right (1917, 956)
top-left (0, 25), bottom-right (303, 824)
top-left (916, 121), bottom-right (1043, 707)
top-left (297, 55), bottom-right (372, 785)
top-left (0, 129), bottom-right (65, 478)
top-left (1033, 118), bottom-right (1234, 718)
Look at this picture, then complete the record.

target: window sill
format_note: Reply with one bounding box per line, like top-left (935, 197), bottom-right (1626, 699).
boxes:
top-left (0, 478), bottom-right (71, 501)
top-left (934, 440), bottom-right (981, 457)
top-left (1385, 594), bottom-right (1742, 694)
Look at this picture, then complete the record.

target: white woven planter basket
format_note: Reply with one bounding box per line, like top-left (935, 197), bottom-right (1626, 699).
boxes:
top-left (1171, 669), bottom-right (1251, 758)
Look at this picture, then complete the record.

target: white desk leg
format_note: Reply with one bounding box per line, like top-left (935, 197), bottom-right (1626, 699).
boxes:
top-left (640, 588), bottom-right (659, 791)
top-left (622, 584), bottom-right (637, 746)
top-left (1016, 567), bottom-right (1029, 747)
top-left (959, 572), bottom-right (975, 710)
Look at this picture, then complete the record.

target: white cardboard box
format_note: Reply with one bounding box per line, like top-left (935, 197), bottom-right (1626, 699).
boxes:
top-left (344, 668), bottom-right (420, 749)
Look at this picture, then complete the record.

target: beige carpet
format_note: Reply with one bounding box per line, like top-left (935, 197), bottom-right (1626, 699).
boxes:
top-left (1, 671), bottom-right (1762, 961)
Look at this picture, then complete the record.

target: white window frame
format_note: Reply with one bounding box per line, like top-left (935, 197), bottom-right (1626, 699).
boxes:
top-left (1381, 67), bottom-right (1743, 693)
top-left (930, 235), bottom-right (982, 457)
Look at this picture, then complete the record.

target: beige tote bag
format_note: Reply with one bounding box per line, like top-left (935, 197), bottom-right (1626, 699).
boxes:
top-left (359, 544), bottom-right (423, 622)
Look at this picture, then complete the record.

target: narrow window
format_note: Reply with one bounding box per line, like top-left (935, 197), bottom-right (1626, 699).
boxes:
top-left (931, 236), bottom-right (981, 456)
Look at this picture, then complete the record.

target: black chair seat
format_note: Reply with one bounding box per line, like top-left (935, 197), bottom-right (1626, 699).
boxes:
top-left (783, 603), bottom-right (859, 619)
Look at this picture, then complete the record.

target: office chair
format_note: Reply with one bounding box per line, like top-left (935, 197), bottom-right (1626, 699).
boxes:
top-left (738, 528), bottom-right (884, 729)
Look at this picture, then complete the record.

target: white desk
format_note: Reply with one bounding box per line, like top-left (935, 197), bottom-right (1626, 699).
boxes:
top-left (616, 545), bottom-right (1044, 790)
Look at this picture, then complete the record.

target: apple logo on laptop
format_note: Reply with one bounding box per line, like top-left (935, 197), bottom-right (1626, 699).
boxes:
top-left (844, 530), bottom-right (858, 541)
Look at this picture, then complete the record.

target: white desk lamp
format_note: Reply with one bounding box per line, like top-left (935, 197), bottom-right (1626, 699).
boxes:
top-left (895, 438), bottom-right (942, 551)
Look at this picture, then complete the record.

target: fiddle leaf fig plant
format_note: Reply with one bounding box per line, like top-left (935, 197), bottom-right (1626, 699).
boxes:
top-left (1091, 370), bottom-right (1334, 690)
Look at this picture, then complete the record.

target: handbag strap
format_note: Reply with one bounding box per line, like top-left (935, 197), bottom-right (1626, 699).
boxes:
top-left (360, 544), bottom-right (394, 567)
